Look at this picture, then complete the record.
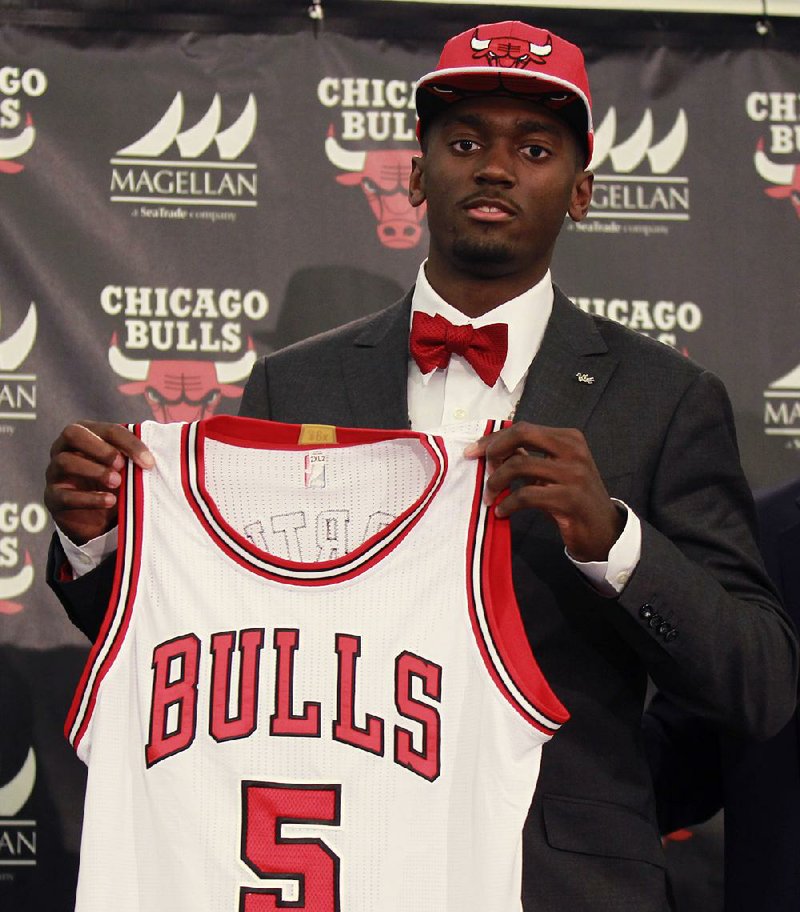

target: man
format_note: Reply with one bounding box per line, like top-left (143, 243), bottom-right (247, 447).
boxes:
top-left (45, 21), bottom-right (798, 912)
top-left (647, 475), bottom-right (800, 911)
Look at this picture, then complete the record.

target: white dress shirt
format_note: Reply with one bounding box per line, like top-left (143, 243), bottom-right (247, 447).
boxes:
top-left (60, 263), bottom-right (640, 594)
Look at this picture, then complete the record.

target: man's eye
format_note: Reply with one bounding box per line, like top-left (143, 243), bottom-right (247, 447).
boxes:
top-left (451, 139), bottom-right (479, 153)
top-left (524, 144), bottom-right (550, 159)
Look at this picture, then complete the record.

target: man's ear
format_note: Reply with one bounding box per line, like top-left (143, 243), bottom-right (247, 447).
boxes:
top-left (409, 155), bottom-right (426, 208)
top-left (568, 170), bottom-right (594, 222)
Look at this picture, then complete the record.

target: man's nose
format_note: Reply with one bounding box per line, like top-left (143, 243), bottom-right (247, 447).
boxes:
top-left (474, 144), bottom-right (516, 185)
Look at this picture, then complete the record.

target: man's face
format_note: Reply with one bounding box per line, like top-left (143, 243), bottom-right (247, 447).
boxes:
top-left (409, 95), bottom-right (593, 287)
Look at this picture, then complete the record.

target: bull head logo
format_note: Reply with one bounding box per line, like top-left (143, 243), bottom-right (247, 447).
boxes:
top-left (754, 139), bottom-right (800, 219)
top-left (470, 26), bottom-right (552, 68)
top-left (325, 127), bottom-right (425, 250)
top-left (108, 334), bottom-right (256, 422)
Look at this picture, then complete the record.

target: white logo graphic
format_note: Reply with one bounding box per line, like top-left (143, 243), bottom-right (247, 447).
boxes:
top-left (0, 115), bottom-right (35, 171)
top-left (0, 303), bottom-right (36, 371)
top-left (0, 747), bottom-right (35, 817)
top-left (115, 92), bottom-right (256, 160)
top-left (764, 362), bottom-right (800, 442)
top-left (584, 109), bottom-right (689, 226)
top-left (590, 108), bottom-right (688, 174)
top-left (109, 93), bottom-right (258, 210)
top-left (0, 303), bottom-right (37, 422)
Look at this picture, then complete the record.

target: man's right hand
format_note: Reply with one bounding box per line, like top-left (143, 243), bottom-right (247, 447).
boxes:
top-left (44, 421), bottom-right (155, 545)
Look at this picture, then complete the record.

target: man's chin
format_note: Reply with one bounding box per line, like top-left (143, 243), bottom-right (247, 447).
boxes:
top-left (451, 238), bottom-right (515, 272)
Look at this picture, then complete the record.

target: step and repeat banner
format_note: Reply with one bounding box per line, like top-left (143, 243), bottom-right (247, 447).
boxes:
top-left (0, 9), bottom-right (798, 910)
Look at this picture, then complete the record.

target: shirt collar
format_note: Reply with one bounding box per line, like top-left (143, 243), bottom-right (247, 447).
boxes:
top-left (410, 261), bottom-right (554, 392)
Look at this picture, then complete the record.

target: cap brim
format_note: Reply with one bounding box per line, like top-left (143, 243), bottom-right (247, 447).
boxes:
top-left (415, 66), bottom-right (593, 164)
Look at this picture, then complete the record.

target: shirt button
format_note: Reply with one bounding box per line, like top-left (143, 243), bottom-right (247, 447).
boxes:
top-left (453, 408), bottom-right (467, 420)
top-left (616, 570), bottom-right (630, 586)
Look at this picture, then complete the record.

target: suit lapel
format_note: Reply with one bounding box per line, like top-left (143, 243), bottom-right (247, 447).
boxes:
top-left (340, 292), bottom-right (412, 429)
top-left (515, 287), bottom-right (619, 429)
top-left (337, 286), bottom-right (620, 432)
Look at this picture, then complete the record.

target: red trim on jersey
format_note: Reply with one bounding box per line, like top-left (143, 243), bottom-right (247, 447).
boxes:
top-left (65, 425), bottom-right (145, 752)
top-left (465, 420), bottom-right (569, 735)
top-left (180, 418), bottom-right (449, 586)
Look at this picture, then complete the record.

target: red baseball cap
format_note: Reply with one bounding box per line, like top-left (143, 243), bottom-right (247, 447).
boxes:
top-left (415, 21), bottom-right (594, 165)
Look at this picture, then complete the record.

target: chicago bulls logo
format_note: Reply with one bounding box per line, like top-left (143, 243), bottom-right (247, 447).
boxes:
top-left (325, 126), bottom-right (425, 250)
top-left (470, 25), bottom-right (553, 69)
top-left (108, 334), bottom-right (256, 422)
top-left (755, 139), bottom-right (800, 219)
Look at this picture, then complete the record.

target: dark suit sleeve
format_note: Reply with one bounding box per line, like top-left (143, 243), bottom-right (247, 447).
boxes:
top-left (612, 370), bottom-right (798, 739)
top-left (46, 361), bottom-right (274, 642)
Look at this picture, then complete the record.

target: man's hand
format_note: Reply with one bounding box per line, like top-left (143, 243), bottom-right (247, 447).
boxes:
top-left (44, 421), bottom-right (154, 545)
top-left (465, 422), bottom-right (624, 562)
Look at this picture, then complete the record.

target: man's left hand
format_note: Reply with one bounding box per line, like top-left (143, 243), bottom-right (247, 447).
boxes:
top-left (465, 422), bottom-right (624, 562)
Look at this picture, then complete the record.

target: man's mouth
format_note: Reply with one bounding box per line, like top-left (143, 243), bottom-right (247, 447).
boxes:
top-left (463, 197), bottom-right (517, 221)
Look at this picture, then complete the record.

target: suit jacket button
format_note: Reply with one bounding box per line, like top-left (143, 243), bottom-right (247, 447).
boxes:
top-left (665, 629), bottom-right (679, 642)
top-left (648, 614), bottom-right (663, 629)
top-left (639, 604), bottom-right (654, 620)
top-left (658, 622), bottom-right (671, 636)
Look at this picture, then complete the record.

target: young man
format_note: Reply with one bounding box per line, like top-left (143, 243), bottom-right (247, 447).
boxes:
top-left (45, 21), bottom-right (797, 911)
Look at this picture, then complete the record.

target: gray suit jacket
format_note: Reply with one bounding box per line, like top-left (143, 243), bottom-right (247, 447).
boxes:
top-left (50, 287), bottom-right (798, 911)
top-left (237, 287), bottom-right (797, 911)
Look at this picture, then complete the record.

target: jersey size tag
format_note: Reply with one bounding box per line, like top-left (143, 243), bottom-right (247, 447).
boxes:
top-left (297, 424), bottom-right (337, 445)
top-left (304, 452), bottom-right (327, 489)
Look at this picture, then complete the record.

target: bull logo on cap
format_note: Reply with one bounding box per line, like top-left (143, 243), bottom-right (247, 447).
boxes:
top-left (109, 334), bottom-right (256, 422)
top-left (470, 25), bottom-right (552, 69)
top-left (754, 139), bottom-right (800, 220)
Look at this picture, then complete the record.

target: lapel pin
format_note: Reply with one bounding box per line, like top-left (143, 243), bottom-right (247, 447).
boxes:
top-left (575, 372), bottom-right (595, 384)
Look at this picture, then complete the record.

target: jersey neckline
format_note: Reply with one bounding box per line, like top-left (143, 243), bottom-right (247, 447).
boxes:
top-left (180, 416), bottom-right (450, 586)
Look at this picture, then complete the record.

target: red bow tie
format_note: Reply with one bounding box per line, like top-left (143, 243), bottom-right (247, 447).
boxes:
top-left (409, 312), bottom-right (509, 388)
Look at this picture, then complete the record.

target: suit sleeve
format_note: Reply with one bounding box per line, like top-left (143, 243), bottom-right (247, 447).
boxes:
top-left (611, 369), bottom-right (799, 739)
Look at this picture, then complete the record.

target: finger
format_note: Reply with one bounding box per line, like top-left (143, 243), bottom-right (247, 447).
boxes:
top-left (46, 451), bottom-right (124, 490)
top-left (483, 451), bottom-right (561, 503)
top-left (45, 485), bottom-right (118, 514)
top-left (52, 422), bottom-right (154, 470)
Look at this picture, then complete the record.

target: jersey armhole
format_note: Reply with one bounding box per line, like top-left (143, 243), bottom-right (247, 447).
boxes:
top-left (64, 424), bottom-right (145, 757)
top-left (466, 465), bottom-right (569, 737)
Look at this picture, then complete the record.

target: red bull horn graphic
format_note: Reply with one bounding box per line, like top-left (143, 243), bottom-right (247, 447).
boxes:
top-left (755, 139), bottom-right (800, 219)
top-left (470, 25), bottom-right (552, 69)
top-left (325, 127), bottom-right (425, 250)
top-left (109, 334), bottom-right (256, 422)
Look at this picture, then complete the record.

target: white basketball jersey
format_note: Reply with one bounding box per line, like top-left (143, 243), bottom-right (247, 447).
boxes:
top-left (66, 416), bottom-right (567, 912)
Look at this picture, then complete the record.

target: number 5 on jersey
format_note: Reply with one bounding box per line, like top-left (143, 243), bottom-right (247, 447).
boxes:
top-left (241, 781), bottom-right (341, 911)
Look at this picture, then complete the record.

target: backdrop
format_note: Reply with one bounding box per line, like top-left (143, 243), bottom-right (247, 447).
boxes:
top-left (1, 4), bottom-right (798, 909)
